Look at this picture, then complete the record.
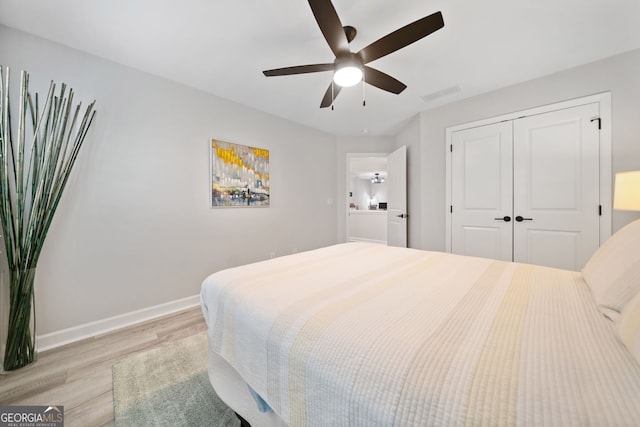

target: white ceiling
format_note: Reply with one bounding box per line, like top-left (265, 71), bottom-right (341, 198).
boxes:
top-left (350, 156), bottom-right (388, 179)
top-left (1, 0), bottom-right (639, 136)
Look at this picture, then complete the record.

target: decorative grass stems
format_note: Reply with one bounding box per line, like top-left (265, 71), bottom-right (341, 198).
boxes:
top-left (0, 67), bottom-right (96, 371)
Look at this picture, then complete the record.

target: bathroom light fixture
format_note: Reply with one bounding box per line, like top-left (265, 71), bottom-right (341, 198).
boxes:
top-left (371, 173), bottom-right (384, 184)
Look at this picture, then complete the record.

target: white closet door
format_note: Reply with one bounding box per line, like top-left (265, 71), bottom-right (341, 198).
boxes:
top-left (513, 103), bottom-right (600, 270)
top-left (451, 121), bottom-right (513, 261)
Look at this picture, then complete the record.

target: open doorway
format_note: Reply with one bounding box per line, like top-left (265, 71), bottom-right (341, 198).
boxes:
top-left (347, 154), bottom-right (389, 244)
top-left (346, 147), bottom-right (407, 247)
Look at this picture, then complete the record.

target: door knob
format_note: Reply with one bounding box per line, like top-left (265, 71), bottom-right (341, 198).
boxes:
top-left (515, 216), bottom-right (533, 222)
top-left (396, 213), bottom-right (408, 219)
top-left (494, 216), bottom-right (511, 222)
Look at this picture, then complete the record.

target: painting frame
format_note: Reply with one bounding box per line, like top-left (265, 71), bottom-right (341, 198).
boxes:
top-left (209, 138), bottom-right (270, 208)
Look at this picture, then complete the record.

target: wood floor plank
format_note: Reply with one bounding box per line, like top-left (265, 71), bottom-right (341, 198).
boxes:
top-left (0, 306), bottom-right (206, 426)
top-left (66, 389), bottom-right (115, 427)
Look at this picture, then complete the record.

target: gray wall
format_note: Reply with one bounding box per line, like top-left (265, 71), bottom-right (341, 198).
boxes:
top-left (0, 25), bottom-right (338, 335)
top-left (416, 48), bottom-right (640, 251)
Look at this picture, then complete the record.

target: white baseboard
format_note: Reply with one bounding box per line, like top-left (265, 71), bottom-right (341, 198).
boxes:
top-left (36, 294), bottom-right (201, 352)
top-left (348, 237), bottom-right (387, 245)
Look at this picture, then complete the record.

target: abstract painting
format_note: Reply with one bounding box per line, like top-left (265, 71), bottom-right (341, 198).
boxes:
top-left (210, 139), bottom-right (270, 207)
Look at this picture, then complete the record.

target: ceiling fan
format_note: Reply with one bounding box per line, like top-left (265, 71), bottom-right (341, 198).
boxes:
top-left (262, 0), bottom-right (444, 108)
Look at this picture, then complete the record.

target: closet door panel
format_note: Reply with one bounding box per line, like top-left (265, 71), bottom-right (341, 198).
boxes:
top-left (451, 122), bottom-right (513, 261)
top-left (528, 122), bottom-right (579, 209)
top-left (526, 229), bottom-right (581, 271)
top-left (513, 103), bottom-right (600, 270)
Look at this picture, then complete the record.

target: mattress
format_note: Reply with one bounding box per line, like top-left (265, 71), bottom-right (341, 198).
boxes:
top-left (200, 242), bottom-right (640, 426)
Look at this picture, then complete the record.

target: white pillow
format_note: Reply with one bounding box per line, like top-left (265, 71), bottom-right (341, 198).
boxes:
top-left (616, 290), bottom-right (640, 364)
top-left (582, 219), bottom-right (640, 320)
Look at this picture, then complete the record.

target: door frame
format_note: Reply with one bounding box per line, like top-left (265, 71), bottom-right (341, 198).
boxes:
top-left (346, 152), bottom-right (389, 242)
top-left (444, 92), bottom-right (612, 253)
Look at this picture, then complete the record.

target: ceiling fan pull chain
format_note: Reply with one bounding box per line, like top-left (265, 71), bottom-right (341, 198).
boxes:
top-left (362, 70), bottom-right (366, 107)
top-left (331, 81), bottom-right (335, 110)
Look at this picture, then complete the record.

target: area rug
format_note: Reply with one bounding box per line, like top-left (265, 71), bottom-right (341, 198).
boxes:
top-left (112, 332), bottom-right (240, 426)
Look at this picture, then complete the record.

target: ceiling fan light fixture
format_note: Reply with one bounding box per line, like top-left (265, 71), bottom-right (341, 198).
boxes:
top-left (333, 65), bottom-right (362, 87)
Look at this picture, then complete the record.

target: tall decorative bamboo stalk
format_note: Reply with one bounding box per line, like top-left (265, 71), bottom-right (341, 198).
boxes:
top-left (0, 66), bottom-right (96, 371)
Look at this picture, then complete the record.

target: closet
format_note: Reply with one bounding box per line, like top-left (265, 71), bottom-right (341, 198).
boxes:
top-left (445, 95), bottom-right (611, 271)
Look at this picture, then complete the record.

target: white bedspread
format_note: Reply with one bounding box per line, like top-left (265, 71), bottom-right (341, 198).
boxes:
top-left (200, 242), bottom-right (640, 426)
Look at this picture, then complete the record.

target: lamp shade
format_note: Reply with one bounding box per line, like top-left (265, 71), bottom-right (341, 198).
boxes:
top-left (614, 171), bottom-right (640, 211)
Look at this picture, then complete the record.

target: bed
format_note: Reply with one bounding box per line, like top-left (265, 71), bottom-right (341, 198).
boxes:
top-left (200, 220), bottom-right (640, 426)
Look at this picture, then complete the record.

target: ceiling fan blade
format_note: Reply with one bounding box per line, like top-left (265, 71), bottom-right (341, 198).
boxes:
top-left (308, 0), bottom-right (350, 57)
top-left (320, 82), bottom-right (342, 108)
top-left (263, 63), bottom-right (334, 76)
top-left (357, 11), bottom-right (444, 64)
top-left (363, 66), bottom-right (407, 94)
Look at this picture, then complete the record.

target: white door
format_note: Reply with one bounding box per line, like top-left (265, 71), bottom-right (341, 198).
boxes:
top-left (513, 103), bottom-right (600, 270)
top-left (450, 103), bottom-right (601, 270)
top-left (451, 121), bottom-right (513, 261)
top-left (387, 146), bottom-right (407, 247)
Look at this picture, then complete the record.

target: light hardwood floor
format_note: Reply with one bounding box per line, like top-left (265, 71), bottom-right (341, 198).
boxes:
top-left (0, 306), bottom-right (207, 426)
